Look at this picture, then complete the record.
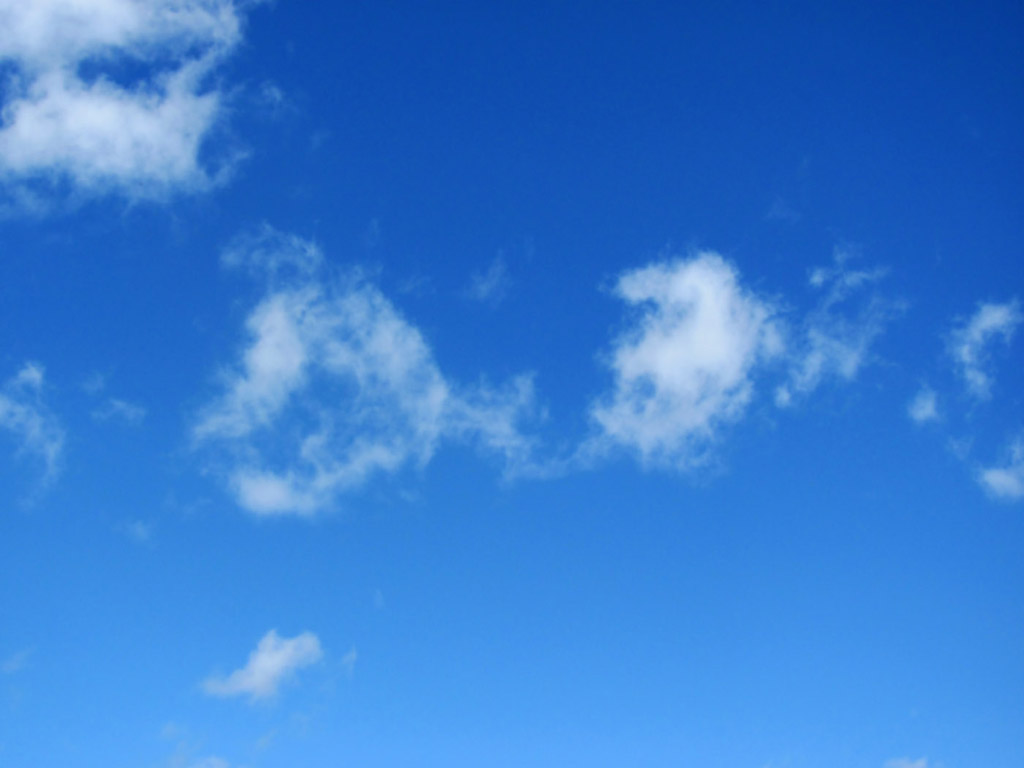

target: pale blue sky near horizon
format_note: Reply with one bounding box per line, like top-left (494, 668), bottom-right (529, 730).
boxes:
top-left (0, 2), bottom-right (1022, 767)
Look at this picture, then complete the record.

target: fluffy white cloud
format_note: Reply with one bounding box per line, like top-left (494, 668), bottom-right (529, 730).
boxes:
top-left (194, 228), bottom-right (541, 516)
top-left (0, 0), bottom-right (247, 200)
top-left (776, 251), bottom-right (893, 406)
top-left (979, 436), bottom-right (1024, 501)
top-left (0, 362), bottom-right (64, 478)
top-left (588, 252), bottom-right (783, 467)
top-left (948, 299), bottom-right (1021, 399)
top-left (907, 386), bottom-right (939, 424)
top-left (203, 630), bottom-right (323, 702)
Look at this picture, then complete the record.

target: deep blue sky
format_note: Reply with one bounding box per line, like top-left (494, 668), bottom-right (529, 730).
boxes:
top-left (0, 2), bottom-right (1022, 767)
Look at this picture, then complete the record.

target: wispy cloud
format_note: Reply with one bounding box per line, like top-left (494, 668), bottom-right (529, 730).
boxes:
top-left (885, 759), bottom-right (928, 768)
top-left (203, 630), bottom-right (323, 703)
top-left (194, 227), bottom-right (541, 516)
top-left (339, 647), bottom-right (358, 677)
top-left (92, 397), bottom-right (146, 424)
top-left (1, 647), bottom-right (32, 674)
top-left (978, 435), bottom-right (1024, 501)
top-left (0, 362), bottom-right (64, 479)
top-left (465, 255), bottom-right (510, 305)
top-left (948, 299), bottom-right (1021, 400)
top-left (587, 252), bottom-right (783, 467)
top-left (0, 0), bottom-right (252, 203)
top-left (121, 519), bottom-right (154, 543)
top-left (908, 385), bottom-right (939, 424)
top-left (776, 249), bottom-right (895, 406)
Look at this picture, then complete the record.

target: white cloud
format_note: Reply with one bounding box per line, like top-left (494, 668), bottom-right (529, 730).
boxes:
top-left (948, 299), bottom-right (1021, 400)
top-left (0, 0), bottom-right (249, 201)
top-left (0, 362), bottom-right (64, 478)
top-left (978, 436), bottom-right (1024, 501)
top-left (92, 397), bottom-right (146, 424)
top-left (587, 252), bottom-right (783, 467)
top-left (908, 386), bottom-right (939, 424)
top-left (776, 250), bottom-right (893, 406)
top-left (885, 759), bottom-right (928, 768)
top-left (465, 255), bottom-right (510, 305)
top-left (194, 228), bottom-right (541, 516)
top-left (203, 629), bottom-right (323, 702)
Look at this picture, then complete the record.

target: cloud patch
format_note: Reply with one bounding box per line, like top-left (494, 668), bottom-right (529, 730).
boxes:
top-left (194, 228), bottom-right (541, 516)
top-left (588, 252), bottom-right (783, 467)
top-left (0, 0), bottom-right (250, 202)
top-left (907, 386), bottom-right (939, 424)
top-left (978, 436), bottom-right (1024, 501)
top-left (92, 397), bottom-right (146, 424)
top-left (948, 299), bottom-right (1021, 400)
top-left (776, 250), bottom-right (894, 406)
top-left (0, 362), bottom-right (64, 479)
top-left (465, 256), bottom-right (510, 305)
top-left (203, 630), bottom-right (323, 702)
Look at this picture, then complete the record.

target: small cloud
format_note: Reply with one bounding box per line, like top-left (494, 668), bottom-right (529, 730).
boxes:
top-left (122, 520), bottom-right (154, 543)
top-left (186, 759), bottom-right (230, 768)
top-left (340, 647), bottom-right (357, 677)
top-left (885, 759), bottom-right (928, 768)
top-left (465, 256), bottom-right (510, 305)
top-left (765, 197), bottom-right (801, 223)
top-left (92, 398), bottom-right (146, 424)
top-left (978, 436), bottom-right (1024, 502)
top-left (372, 588), bottom-right (385, 611)
top-left (81, 372), bottom-right (106, 395)
top-left (0, 362), bottom-right (64, 480)
top-left (908, 386), bottom-right (939, 424)
top-left (256, 81), bottom-right (289, 118)
top-left (202, 630), bottom-right (323, 702)
top-left (1, 648), bottom-right (32, 674)
top-left (948, 299), bottom-right (1021, 399)
top-left (363, 218), bottom-right (382, 249)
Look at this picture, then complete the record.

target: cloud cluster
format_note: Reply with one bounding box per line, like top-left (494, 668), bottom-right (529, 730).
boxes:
top-left (948, 300), bottom-right (1021, 399)
top-left (909, 297), bottom-right (1021, 500)
top-left (587, 249), bottom-right (895, 468)
top-left (0, 0), bottom-right (248, 200)
top-left (0, 362), bottom-right (64, 479)
top-left (588, 252), bottom-right (783, 467)
top-left (194, 228), bottom-right (541, 516)
top-left (203, 630), bottom-right (322, 702)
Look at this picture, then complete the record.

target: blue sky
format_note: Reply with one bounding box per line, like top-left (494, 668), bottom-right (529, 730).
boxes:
top-left (1, 1), bottom-right (1022, 766)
